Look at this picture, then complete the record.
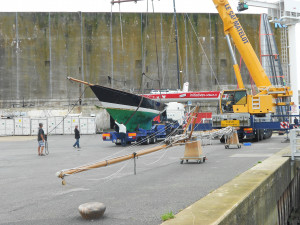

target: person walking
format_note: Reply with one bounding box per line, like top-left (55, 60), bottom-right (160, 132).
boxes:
top-left (115, 120), bottom-right (127, 146)
top-left (294, 117), bottom-right (299, 126)
top-left (37, 123), bottom-right (45, 156)
top-left (73, 125), bottom-right (80, 149)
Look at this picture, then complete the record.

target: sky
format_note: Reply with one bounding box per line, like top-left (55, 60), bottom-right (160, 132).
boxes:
top-left (0, 0), bottom-right (275, 13)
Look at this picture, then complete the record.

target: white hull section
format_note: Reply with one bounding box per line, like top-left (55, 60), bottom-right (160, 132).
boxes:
top-left (101, 102), bottom-right (162, 115)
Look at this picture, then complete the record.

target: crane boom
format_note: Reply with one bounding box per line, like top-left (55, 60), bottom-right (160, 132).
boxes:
top-left (212, 0), bottom-right (292, 116)
top-left (212, 0), bottom-right (271, 89)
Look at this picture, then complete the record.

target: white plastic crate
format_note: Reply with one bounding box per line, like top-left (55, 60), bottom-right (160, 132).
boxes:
top-left (31, 119), bottom-right (48, 136)
top-left (79, 117), bottom-right (96, 134)
top-left (48, 117), bottom-right (64, 135)
top-left (0, 119), bottom-right (14, 136)
top-left (64, 116), bottom-right (79, 135)
top-left (14, 117), bottom-right (31, 135)
top-left (5, 119), bottom-right (14, 136)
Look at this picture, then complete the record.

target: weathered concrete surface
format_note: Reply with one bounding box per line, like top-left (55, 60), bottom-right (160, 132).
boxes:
top-left (162, 147), bottom-right (293, 225)
top-left (0, 12), bottom-right (282, 107)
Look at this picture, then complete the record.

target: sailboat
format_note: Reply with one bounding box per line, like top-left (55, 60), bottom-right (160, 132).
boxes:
top-left (67, 77), bottom-right (166, 132)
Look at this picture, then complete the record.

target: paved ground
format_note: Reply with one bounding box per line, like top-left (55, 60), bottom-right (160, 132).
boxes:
top-left (0, 133), bottom-right (290, 225)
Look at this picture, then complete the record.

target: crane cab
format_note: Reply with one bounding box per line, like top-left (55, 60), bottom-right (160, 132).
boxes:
top-left (220, 90), bottom-right (248, 114)
top-left (220, 90), bottom-right (276, 115)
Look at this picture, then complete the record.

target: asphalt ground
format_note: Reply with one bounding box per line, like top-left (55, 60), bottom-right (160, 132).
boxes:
top-left (0, 133), bottom-right (290, 225)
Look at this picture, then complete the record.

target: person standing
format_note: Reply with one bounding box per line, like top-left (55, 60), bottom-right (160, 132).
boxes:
top-left (115, 120), bottom-right (127, 146)
top-left (294, 117), bottom-right (299, 128)
top-left (294, 117), bottom-right (299, 125)
top-left (37, 123), bottom-right (45, 156)
top-left (73, 125), bottom-right (80, 149)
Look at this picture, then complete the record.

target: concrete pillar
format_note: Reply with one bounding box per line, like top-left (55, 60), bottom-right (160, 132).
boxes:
top-left (288, 23), bottom-right (300, 116)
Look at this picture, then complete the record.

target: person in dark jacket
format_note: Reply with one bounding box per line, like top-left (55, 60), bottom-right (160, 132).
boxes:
top-left (73, 125), bottom-right (80, 149)
top-left (294, 117), bottom-right (299, 126)
top-left (37, 123), bottom-right (45, 156)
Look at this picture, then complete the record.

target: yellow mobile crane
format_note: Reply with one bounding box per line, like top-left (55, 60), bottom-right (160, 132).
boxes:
top-left (212, 0), bottom-right (292, 116)
top-left (211, 0), bottom-right (293, 141)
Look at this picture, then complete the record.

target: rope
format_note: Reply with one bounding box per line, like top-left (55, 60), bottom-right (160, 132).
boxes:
top-left (59, 117), bottom-right (187, 177)
top-left (102, 160), bottom-right (131, 183)
top-left (193, 126), bottom-right (234, 140)
top-left (47, 86), bottom-right (88, 136)
top-left (59, 121), bottom-right (180, 174)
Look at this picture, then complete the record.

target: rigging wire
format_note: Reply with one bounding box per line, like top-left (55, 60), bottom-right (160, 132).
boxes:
top-left (185, 27), bottom-right (201, 87)
top-left (161, 16), bottom-right (175, 86)
top-left (143, 72), bottom-right (160, 82)
top-left (185, 13), bottom-right (221, 89)
top-left (107, 75), bottom-right (126, 86)
top-left (142, 0), bottom-right (149, 75)
top-left (58, 107), bottom-right (197, 177)
top-left (119, 3), bottom-right (126, 87)
top-left (124, 0), bottom-right (150, 125)
top-left (66, 120), bottom-right (184, 186)
top-left (110, 3), bottom-right (114, 88)
top-left (119, 3), bottom-right (124, 51)
top-left (47, 85), bottom-right (88, 136)
top-left (151, 0), bottom-right (161, 91)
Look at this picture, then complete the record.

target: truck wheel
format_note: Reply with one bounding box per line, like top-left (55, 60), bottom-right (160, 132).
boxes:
top-left (264, 129), bottom-right (272, 139)
top-left (150, 137), bottom-right (157, 144)
top-left (253, 130), bottom-right (260, 142)
top-left (268, 130), bottom-right (273, 138)
top-left (146, 138), bottom-right (150, 145)
top-left (259, 129), bottom-right (264, 140)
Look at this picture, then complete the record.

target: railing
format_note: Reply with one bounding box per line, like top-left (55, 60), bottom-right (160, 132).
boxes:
top-left (290, 129), bottom-right (300, 160)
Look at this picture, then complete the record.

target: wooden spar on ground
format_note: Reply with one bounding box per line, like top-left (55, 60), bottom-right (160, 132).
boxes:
top-left (56, 81), bottom-right (199, 182)
top-left (67, 76), bottom-right (93, 86)
top-left (56, 144), bottom-right (168, 179)
top-left (56, 105), bottom-right (200, 181)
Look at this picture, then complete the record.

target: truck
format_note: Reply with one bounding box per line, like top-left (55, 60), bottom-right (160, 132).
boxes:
top-left (102, 121), bottom-right (181, 145)
top-left (102, 102), bottom-right (185, 146)
top-left (209, 0), bottom-right (294, 142)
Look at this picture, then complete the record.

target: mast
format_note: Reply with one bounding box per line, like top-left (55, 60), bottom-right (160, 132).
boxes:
top-left (173, 0), bottom-right (181, 90)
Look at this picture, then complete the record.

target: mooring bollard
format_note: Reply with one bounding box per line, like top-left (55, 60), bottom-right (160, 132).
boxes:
top-left (78, 202), bottom-right (106, 220)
